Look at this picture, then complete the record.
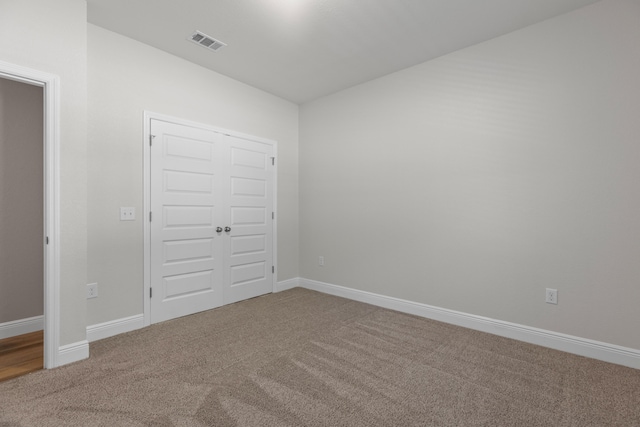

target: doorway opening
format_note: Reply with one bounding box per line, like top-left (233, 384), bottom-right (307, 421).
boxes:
top-left (0, 60), bottom-right (60, 372)
top-left (0, 76), bottom-right (44, 381)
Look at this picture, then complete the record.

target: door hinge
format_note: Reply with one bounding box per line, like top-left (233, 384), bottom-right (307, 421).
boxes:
top-left (271, 157), bottom-right (275, 166)
top-left (272, 266), bottom-right (275, 274)
top-left (272, 212), bottom-right (274, 220)
top-left (149, 212), bottom-right (152, 222)
top-left (46, 236), bottom-right (49, 245)
top-left (150, 288), bottom-right (153, 298)
top-left (149, 134), bottom-right (156, 146)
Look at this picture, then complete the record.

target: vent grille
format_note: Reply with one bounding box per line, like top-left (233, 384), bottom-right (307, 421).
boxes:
top-left (189, 31), bottom-right (226, 52)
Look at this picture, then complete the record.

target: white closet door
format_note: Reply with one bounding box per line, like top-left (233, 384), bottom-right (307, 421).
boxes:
top-left (150, 120), bottom-right (224, 324)
top-left (223, 135), bottom-right (274, 304)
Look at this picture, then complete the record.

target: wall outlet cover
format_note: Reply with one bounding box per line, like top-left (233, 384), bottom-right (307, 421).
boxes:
top-left (87, 283), bottom-right (98, 299)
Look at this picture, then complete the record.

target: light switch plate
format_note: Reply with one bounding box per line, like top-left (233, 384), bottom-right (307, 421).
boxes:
top-left (120, 207), bottom-right (135, 221)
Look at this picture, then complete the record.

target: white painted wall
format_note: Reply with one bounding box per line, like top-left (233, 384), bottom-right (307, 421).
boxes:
top-left (299, 0), bottom-right (640, 350)
top-left (0, 0), bottom-right (88, 346)
top-left (87, 25), bottom-right (299, 326)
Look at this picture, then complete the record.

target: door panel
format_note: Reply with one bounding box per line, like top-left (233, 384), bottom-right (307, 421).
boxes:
top-left (150, 120), bottom-right (224, 324)
top-left (231, 207), bottom-right (267, 225)
top-left (224, 136), bottom-right (274, 304)
top-left (163, 238), bottom-right (214, 263)
top-left (230, 235), bottom-right (266, 256)
top-left (164, 170), bottom-right (214, 194)
top-left (164, 270), bottom-right (215, 298)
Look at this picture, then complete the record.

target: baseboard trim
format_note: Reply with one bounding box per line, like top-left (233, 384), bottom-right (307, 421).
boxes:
top-left (0, 315), bottom-right (44, 340)
top-left (298, 278), bottom-right (640, 370)
top-left (87, 314), bottom-right (144, 343)
top-left (57, 340), bottom-right (89, 367)
top-left (275, 277), bottom-right (300, 293)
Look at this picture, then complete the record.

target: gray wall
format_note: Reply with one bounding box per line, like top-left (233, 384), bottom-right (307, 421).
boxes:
top-left (0, 77), bottom-right (43, 324)
top-left (0, 0), bottom-right (88, 345)
top-left (299, 0), bottom-right (640, 350)
top-left (86, 25), bottom-right (299, 326)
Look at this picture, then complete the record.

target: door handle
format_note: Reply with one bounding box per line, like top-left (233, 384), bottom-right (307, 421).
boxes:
top-left (216, 227), bottom-right (223, 233)
top-left (224, 226), bottom-right (231, 232)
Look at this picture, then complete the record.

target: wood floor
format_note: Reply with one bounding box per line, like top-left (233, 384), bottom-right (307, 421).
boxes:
top-left (0, 331), bottom-right (43, 382)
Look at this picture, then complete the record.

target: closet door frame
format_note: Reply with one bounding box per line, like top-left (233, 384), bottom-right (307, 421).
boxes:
top-left (142, 111), bottom-right (278, 327)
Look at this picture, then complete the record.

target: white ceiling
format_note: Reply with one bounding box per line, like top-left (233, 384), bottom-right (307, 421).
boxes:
top-left (86, 0), bottom-right (599, 104)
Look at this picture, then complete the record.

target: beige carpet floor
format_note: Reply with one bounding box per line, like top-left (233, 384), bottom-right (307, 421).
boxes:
top-left (1, 288), bottom-right (639, 426)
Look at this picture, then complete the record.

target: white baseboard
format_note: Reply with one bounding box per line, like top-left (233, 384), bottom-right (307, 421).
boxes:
top-left (0, 315), bottom-right (44, 339)
top-left (298, 278), bottom-right (640, 370)
top-left (57, 340), bottom-right (89, 367)
top-left (87, 314), bottom-right (144, 343)
top-left (275, 277), bottom-right (300, 293)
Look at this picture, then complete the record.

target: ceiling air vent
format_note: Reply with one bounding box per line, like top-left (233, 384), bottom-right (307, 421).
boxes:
top-left (188, 31), bottom-right (226, 52)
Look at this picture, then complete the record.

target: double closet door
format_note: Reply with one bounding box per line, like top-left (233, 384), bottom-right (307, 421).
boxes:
top-left (150, 119), bottom-right (274, 324)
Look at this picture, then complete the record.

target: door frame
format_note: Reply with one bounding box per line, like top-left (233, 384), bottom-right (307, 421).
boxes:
top-left (0, 60), bottom-right (61, 368)
top-left (142, 111), bottom-right (278, 327)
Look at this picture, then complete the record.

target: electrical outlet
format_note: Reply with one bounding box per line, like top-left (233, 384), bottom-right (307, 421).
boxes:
top-left (545, 288), bottom-right (558, 305)
top-left (120, 207), bottom-right (135, 221)
top-left (318, 256), bottom-right (325, 267)
top-left (87, 283), bottom-right (98, 299)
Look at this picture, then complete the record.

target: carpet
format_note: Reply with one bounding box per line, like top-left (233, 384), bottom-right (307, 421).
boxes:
top-left (1, 288), bottom-right (639, 426)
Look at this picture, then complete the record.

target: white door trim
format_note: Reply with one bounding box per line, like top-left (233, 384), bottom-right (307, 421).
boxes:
top-left (0, 60), bottom-right (61, 369)
top-left (143, 111), bottom-right (278, 327)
